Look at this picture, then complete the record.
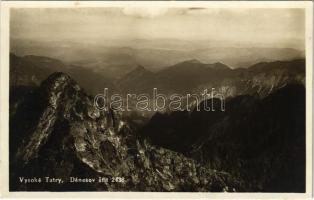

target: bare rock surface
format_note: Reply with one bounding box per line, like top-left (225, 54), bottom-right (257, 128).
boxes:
top-left (10, 72), bottom-right (243, 191)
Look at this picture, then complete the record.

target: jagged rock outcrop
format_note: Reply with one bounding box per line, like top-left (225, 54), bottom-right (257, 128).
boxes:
top-left (10, 72), bottom-right (243, 191)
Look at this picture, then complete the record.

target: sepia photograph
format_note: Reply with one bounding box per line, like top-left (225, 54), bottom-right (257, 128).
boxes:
top-left (0, 1), bottom-right (313, 198)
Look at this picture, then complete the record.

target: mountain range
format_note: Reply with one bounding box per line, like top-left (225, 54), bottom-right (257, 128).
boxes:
top-left (119, 58), bottom-right (305, 97)
top-left (9, 51), bottom-right (306, 192)
top-left (10, 53), bottom-right (115, 95)
top-left (11, 39), bottom-right (304, 78)
top-left (11, 53), bottom-right (305, 99)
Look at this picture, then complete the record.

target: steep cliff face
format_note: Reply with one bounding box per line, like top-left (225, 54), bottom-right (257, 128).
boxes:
top-left (141, 84), bottom-right (305, 192)
top-left (10, 72), bottom-right (243, 191)
top-left (191, 84), bottom-right (305, 192)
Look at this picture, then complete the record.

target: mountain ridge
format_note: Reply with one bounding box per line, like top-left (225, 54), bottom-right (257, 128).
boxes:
top-left (10, 72), bottom-right (244, 191)
top-left (118, 58), bottom-right (305, 97)
top-left (140, 83), bottom-right (305, 192)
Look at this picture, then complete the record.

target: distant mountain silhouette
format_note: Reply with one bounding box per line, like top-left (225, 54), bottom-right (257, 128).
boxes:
top-left (11, 38), bottom-right (305, 77)
top-left (119, 59), bottom-right (305, 97)
top-left (11, 52), bottom-right (304, 97)
top-left (118, 65), bottom-right (154, 92)
top-left (10, 53), bottom-right (115, 94)
top-left (118, 59), bottom-right (233, 94)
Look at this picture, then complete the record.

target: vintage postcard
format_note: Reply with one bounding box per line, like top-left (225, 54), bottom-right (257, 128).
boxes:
top-left (0, 1), bottom-right (313, 199)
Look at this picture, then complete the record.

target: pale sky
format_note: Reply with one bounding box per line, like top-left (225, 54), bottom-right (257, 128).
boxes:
top-left (10, 7), bottom-right (305, 48)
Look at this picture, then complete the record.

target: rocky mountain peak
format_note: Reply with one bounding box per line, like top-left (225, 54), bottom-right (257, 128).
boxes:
top-left (182, 59), bottom-right (202, 64)
top-left (134, 65), bottom-right (146, 71)
top-left (211, 62), bottom-right (230, 69)
top-left (11, 72), bottom-right (241, 191)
